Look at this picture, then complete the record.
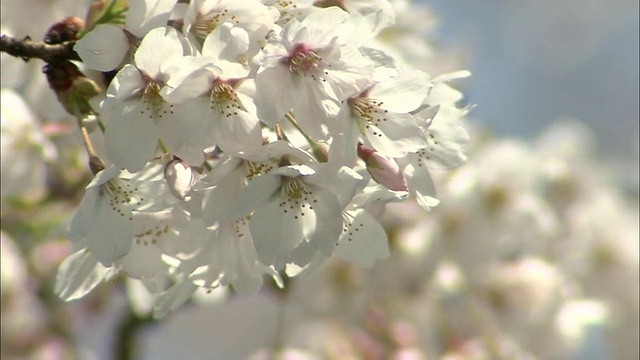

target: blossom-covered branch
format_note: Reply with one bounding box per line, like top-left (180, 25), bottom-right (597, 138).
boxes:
top-left (42, 0), bottom-right (471, 319)
top-left (0, 34), bottom-right (80, 62)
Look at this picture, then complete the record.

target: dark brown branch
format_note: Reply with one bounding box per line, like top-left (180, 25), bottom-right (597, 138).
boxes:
top-left (0, 34), bottom-right (80, 63)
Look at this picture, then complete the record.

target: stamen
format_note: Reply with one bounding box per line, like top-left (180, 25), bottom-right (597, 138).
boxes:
top-left (350, 97), bottom-right (388, 137)
top-left (210, 80), bottom-right (241, 118)
top-left (141, 81), bottom-right (168, 118)
top-left (101, 179), bottom-right (142, 221)
top-left (286, 44), bottom-right (322, 76)
top-left (278, 177), bottom-right (315, 219)
top-left (194, 9), bottom-right (233, 39)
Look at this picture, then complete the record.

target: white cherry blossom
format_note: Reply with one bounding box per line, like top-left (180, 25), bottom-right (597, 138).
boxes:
top-left (231, 161), bottom-right (365, 269)
top-left (46, 0), bottom-right (473, 312)
top-left (255, 6), bottom-right (374, 137)
top-left (183, 0), bottom-right (278, 56)
top-left (180, 216), bottom-right (278, 295)
top-left (402, 104), bottom-right (470, 209)
top-left (68, 165), bottom-right (143, 266)
top-left (329, 69), bottom-right (431, 165)
top-left (162, 24), bottom-right (263, 160)
top-left (101, 26), bottom-right (185, 171)
top-left (75, 0), bottom-right (179, 72)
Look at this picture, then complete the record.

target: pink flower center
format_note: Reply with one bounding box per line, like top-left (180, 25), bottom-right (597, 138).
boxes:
top-left (285, 44), bottom-right (321, 76)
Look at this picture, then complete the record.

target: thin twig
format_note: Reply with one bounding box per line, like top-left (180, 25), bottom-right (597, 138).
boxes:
top-left (0, 34), bottom-right (80, 62)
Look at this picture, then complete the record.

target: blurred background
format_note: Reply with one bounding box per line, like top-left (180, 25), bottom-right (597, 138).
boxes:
top-left (429, 0), bottom-right (639, 166)
top-left (1, 0), bottom-right (638, 359)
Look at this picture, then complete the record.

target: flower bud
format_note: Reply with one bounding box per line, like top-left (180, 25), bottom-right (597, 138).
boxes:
top-left (164, 158), bottom-right (194, 201)
top-left (44, 16), bottom-right (84, 45)
top-left (357, 144), bottom-right (408, 192)
top-left (310, 140), bottom-right (329, 163)
top-left (43, 62), bottom-right (101, 116)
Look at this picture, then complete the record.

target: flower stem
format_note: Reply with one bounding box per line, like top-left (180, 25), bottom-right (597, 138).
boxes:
top-left (285, 113), bottom-right (328, 162)
top-left (114, 307), bottom-right (155, 360)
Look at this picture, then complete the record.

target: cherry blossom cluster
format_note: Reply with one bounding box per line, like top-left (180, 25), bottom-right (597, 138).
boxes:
top-left (52, 0), bottom-right (470, 316)
top-left (251, 119), bottom-right (638, 359)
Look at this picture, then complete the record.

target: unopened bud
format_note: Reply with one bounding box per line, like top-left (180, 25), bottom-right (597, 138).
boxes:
top-left (164, 158), bottom-right (194, 201)
top-left (310, 141), bottom-right (329, 163)
top-left (44, 16), bottom-right (85, 44)
top-left (44, 62), bottom-right (101, 116)
top-left (358, 144), bottom-right (408, 192)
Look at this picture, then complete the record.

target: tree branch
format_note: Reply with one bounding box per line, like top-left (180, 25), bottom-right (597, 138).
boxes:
top-left (0, 34), bottom-right (80, 62)
top-left (114, 307), bottom-right (156, 360)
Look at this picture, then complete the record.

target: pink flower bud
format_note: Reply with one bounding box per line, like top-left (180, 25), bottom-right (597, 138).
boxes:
top-left (357, 144), bottom-right (408, 192)
top-left (164, 159), bottom-right (194, 200)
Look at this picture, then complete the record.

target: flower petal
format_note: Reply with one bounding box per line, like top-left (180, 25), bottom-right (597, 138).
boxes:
top-left (404, 163), bottom-right (440, 210)
top-left (104, 101), bottom-right (159, 172)
top-left (335, 209), bottom-right (390, 267)
top-left (55, 248), bottom-right (109, 301)
top-left (75, 24), bottom-right (129, 71)
top-left (134, 27), bottom-right (183, 79)
top-left (364, 112), bottom-right (428, 158)
top-left (250, 195), bottom-right (305, 269)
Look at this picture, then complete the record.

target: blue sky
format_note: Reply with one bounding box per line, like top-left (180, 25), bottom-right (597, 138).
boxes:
top-left (425, 0), bottom-right (639, 164)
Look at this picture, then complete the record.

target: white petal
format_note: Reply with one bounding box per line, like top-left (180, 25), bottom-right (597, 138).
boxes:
top-left (322, 44), bottom-right (373, 100)
top-left (265, 141), bottom-right (317, 165)
top-left (118, 242), bottom-right (165, 279)
top-left (55, 248), bottom-right (108, 301)
top-left (126, 0), bottom-right (179, 38)
top-left (229, 173), bottom-right (281, 220)
top-left (422, 105), bottom-right (470, 169)
top-left (271, 164), bottom-right (315, 177)
top-left (290, 83), bottom-right (340, 139)
top-left (202, 23), bottom-right (250, 61)
top-left (304, 163), bottom-right (364, 209)
top-left (425, 82), bottom-right (465, 106)
top-left (255, 65), bottom-right (297, 125)
top-left (201, 165), bottom-right (247, 226)
top-left (236, 85), bottom-right (257, 118)
top-left (404, 163), bottom-right (440, 210)
top-left (328, 110), bottom-right (361, 166)
top-left (370, 70), bottom-right (431, 113)
top-left (86, 165), bottom-right (121, 189)
top-left (87, 192), bottom-right (135, 265)
top-left (364, 112), bottom-right (428, 158)
top-left (195, 155), bottom-right (242, 190)
top-left (152, 280), bottom-right (198, 319)
top-left (104, 65), bottom-right (144, 105)
top-left (336, 209), bottom-right (390, 267)
top-left (288, 240), bottom-right (323, 268)
top-left (303, 185), bottom-right (343, 256)
top-left (359, 46), bottom-right (401, 82)
top-left (250, 196), bottom-right (305, 268)
top-left (117, 214), bottom-right (169, 279)
top-left (161, 58), bottom-right (217, 104)
top-left (157, 98), bottom-right (213, 165)
top-left (68, 188), bottom-right (99, 242)
top-left (215, 60), bottom-right (250, 80)
top-left (75, 24), bottom-right (129, 71)
top-left (134, 27), bottom-right (183, 79)
top-left (302, 7), bottom-right (350, 46)
top-left (105, 102), bottom-right (159, 172)
top-left (213, 109), bottom-right (262, 157)
top-left (432, 70), bottom-right (471, 83)
top-left (216, 221), bottom-right (265, 295)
